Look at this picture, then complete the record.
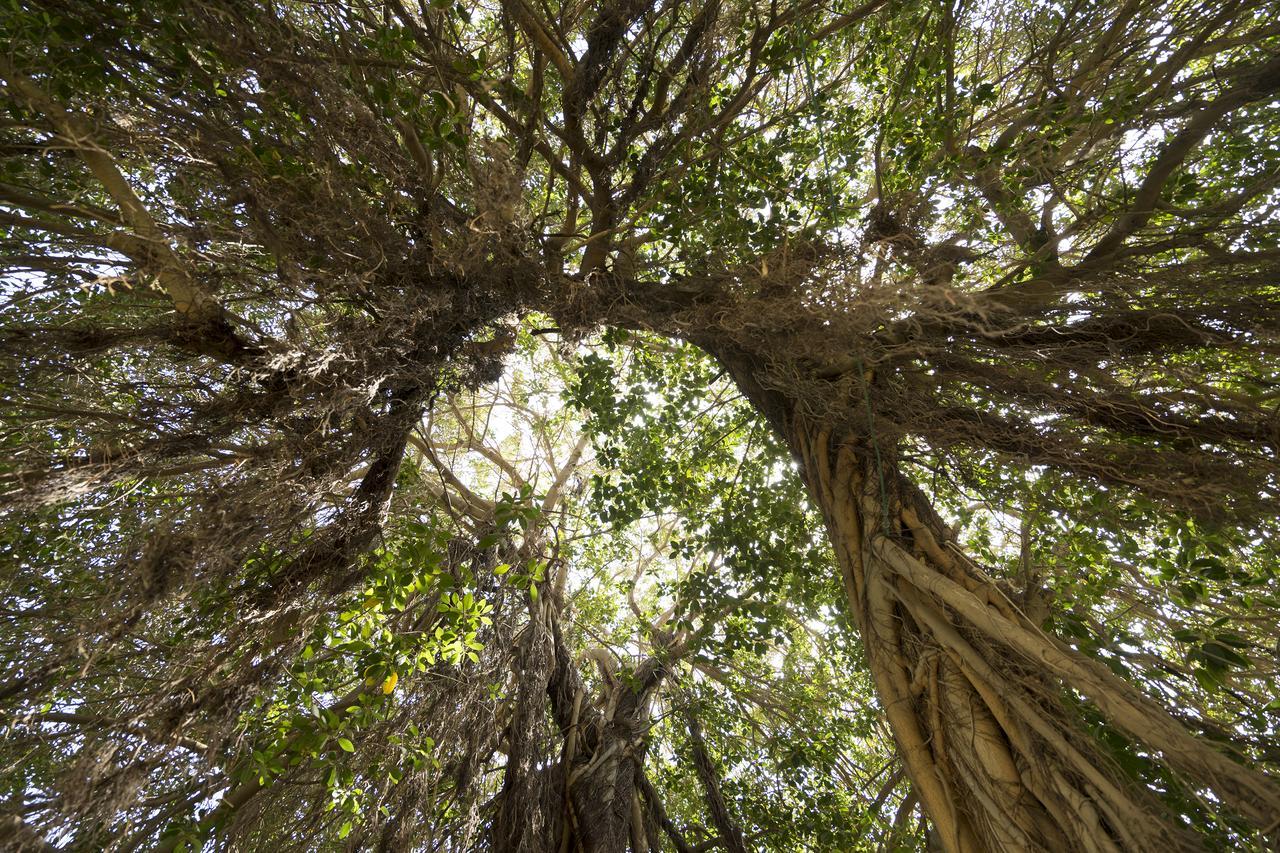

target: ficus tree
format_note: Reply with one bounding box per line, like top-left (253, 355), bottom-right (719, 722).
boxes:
top-left (1, 0), bottom-right (1279, 850)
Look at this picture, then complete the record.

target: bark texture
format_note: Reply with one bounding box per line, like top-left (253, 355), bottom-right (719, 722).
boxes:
top-left (787, 413), bottom-right (1280, 852)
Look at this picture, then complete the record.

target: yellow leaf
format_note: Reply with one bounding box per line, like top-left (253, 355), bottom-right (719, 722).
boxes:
top-left (382, 672), bottom-right (398, 694)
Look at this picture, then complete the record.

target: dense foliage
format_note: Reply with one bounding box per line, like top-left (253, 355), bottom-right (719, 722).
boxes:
top-left (2, 0), bottom-right (1279, 850)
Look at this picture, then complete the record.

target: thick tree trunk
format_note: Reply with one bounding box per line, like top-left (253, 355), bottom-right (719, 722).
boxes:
top-left (534, 611), bottom-right (672, 853)
top-left (493, 599), bottom-right (561, 852)
top-left (492, 547), bottom-right (687, 852)
top-left (496, 639), bottom-right (664, 853)
top-left (787, 415), bottom-right (1280, 852)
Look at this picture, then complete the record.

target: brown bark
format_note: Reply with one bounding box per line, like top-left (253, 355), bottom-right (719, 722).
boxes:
top-left (541, 615), bottom-right (680, 853)
top-left (636, 771), bottom-right (694, 853)
top-left (681, 700), bottom-right (747, 853)
top-left (493, 598), bottom-right (561, 852)
top-left (786, 414), bottom-right (1280, 852)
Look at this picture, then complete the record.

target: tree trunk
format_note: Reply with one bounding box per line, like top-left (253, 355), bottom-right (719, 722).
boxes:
top-left (493, 598), bottom-right (561, 852)
top-left (786, 415), bottom-right (1280, 852)
top-left (681, 700), bottom-right (747, 853)
top-left (542, 615), bottom-right (674, 853)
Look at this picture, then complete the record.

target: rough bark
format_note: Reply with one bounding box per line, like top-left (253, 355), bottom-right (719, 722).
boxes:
top-left (785, 413), bottom-right (1280, 852)
top-left (493, 598), bottom-right (561, 852)
top-left (681, 700), bottom-right (747, 853)
top-left (542, 615), bottom-right (676, 853)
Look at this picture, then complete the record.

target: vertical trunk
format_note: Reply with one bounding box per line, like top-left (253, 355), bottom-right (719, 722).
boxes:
top-left (493, 595), bottom-right (675, 852)
top-left (788, 415), bottom-right (1280, 852)
top-left (543, 617), bottom-right (673, 853)
top-left (558, 668), bottom-right (657, 853)
top-left (681, 701), bottom-right (747, 853)
top-left (493, 599), bottom-right (560, 852)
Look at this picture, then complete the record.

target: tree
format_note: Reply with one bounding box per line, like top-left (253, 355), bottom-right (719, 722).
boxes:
top-left (1, 0), bottom-right (1279, 850)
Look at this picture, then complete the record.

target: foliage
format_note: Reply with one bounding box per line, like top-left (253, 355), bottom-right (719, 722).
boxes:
top-left (2, 0), bottom-right (1280, 850)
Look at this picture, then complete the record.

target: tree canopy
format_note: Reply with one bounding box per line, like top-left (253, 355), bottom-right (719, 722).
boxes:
top-left (2, 0), bottom-right (1280, 850)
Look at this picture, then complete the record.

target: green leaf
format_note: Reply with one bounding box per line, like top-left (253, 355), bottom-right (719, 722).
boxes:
top-left (1200, 641), bottom-right (1251, 670)
top-left (1193, 667), bottom-right (1223, 692)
